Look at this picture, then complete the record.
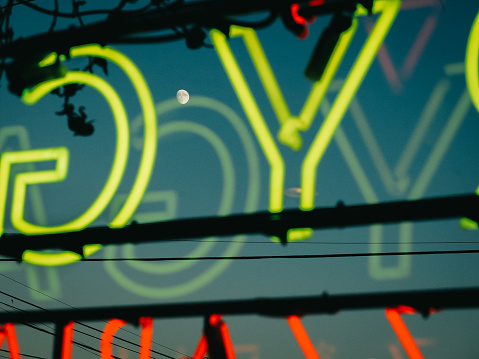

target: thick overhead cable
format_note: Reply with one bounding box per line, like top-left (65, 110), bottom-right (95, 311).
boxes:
top-left (0, 287), bottom-right (477, 323)
top-left (0, 193), bottom-right (477, 259)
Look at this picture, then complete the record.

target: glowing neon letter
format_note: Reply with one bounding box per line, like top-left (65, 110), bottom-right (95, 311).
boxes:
top-left (287, 315), bottom-right (321, 359)
top-left (0, 323), bottom-right (21, 359)
top-left (138, 317), bottom-right (153, 359)
top-left (211, 0), bottom-right (400, 238)
top-left (301, 0), bottom-right (400, 211)
top-left (463, 10), bottom-right (479, 230)
top-left (10, 44), bottom-right (156, 266)
top-left (100, 317), bottom-right (153, 359)
top-left (385, 306), bottom-right (426, 359)
top-left (219, 319), bottom-right (236, 359)
top-left (17, 70), bottom-right (128, 266)
top-left (466, 11), bottom-right (479, 113)
top-left (21, 72), bottom-right (129, 236)
top-left (61, 321), bottom-right (75, 359)
top-left (203, 314), bottom-right (236, 359)
top-left (0, 148), bottom-right (70, 236)
top-left (0, 147), bottom-right (72, 263)
top-left (187, 335), bottom-right (208, 359)
top-left (68, 45), bottom-right (157, 229)
top-left (101, 319), bottom-right (127, 359)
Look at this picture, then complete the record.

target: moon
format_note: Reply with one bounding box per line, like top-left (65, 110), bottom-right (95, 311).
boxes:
top-left (177, 89), bottom-right (189, 104)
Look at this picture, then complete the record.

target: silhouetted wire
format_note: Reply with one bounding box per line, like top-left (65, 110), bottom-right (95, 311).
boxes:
top-left (0, 351), bottom-right (47, 359)
top-left (0, 302), bottom-right (101, 358)
top-left (0, 0), bottom-right (14, 83)
top-left (165, 239), bottom-right (479, 245)
top-left (115, 31), bottom-right (185, 43)
top-left (21, 2), bottom-right (124, 18)
top-left (72, 0), bottom-right (85, 27)
top-left (0, 301), bottom-right (62, 333)
top-left (226, 9), bottom-right (278, 29)
top-left (21, 0), bottom-right (164, 18)
top-left (69, 249), bottom-right (479, 261)
top-left (16, 0), bottom-right (277, 45)
top-left (0, 273), bottom-right (73, 306)
top-left (48, 0), bottom-right (58, 33)
top-left (1, 250), bottom-right (479, 263)
top-left (0, 277), bottom-right (193, 359)
top-left (114, 8), bottom-right (278, 43)
top-left (0, 297), bottom-right (176, 359)
top-left (0, 0), bottom-right (35, 10)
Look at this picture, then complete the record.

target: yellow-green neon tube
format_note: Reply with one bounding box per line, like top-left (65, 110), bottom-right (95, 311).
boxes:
top-left (69, 45), bottom-right (157, 228)
top-left (301, 0), bottom-right (401, 210)
top-left (211, 29), bottom-right (285, 213)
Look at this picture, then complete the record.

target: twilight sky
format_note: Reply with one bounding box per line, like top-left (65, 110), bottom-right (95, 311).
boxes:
top-left (0, 1), bottom-right (478, 358)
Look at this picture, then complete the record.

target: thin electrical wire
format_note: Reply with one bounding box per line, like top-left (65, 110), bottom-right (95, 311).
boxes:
top-left (226, 10), bottom-right (278, 29)
top-left (157, 239), bottom-right (479, 245)
top-left (0, 351), bottom-right (47, 359)
top-left (72, 0), bottom-right (85, 27)
top-left (68, 249), bottom-right (479, 261)
top-left (0, 298), bottom-right (175, 359)
top-left (0, 302), bottom-right (102, 358)
top-left (20, 0), bottom-right (166, 18)
top-left (47, 0), bottom-right (58, 33)
top-left (0, 273), bottom-right (73, 306)
top-left (1, 250), bottom-right (478, 263)
top-left (0, 300), bottom-right (63, 335)
top-left (0, 0), bottom-right (35, 10)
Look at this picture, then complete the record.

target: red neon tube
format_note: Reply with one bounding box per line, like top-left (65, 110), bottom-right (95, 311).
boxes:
top-left (287, 316), bottom-right (321, 359)
top-left (139, 317), bottom-right (154, 359)
top-left (61, 321), bottom-right (75, 359)
top-left (101, 318), bottom-right (127, 359)
top-left (190, 335), bottom-right (208, 359)
top-left (0, 323), bottom-right (21, 359)
top-left (219, 322), bottom-right (236, 359)
top-left (290, 4), bottom-right (309, 39)
top-left (385, 308), bottom-right (425, 359)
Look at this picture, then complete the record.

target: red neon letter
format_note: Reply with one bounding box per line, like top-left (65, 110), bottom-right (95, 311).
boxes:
top-left (385, 307), bottom-right (424, 359)
top-left (0, 323), bottom-right (21, 359)
top-left (139, 317), bottom-right (153, 359)
top-left (287, 316), bottom-right (321, 359)
top-left (62, 321), bottom-right (75, 359)
top-left (219, 320), bottom-right (236, 359)
top-left (187, 335), bottom-right (208, 359)
top-left (100, 318), bottom-right (154, 359)
top-left (101, 319), bottom-right (127, 359)
top-left (203, 314), bottom-right (236, 359)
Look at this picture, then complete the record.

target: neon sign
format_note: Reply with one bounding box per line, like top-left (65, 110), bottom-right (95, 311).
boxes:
top-left (0, 287), bottom-right (475, 358)
top-left (0, 4), bottom-right (477, 292)
top-left (0, 314), bottom-right (432, 359)
top-left (0, 305), bottom-right (460, 359)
